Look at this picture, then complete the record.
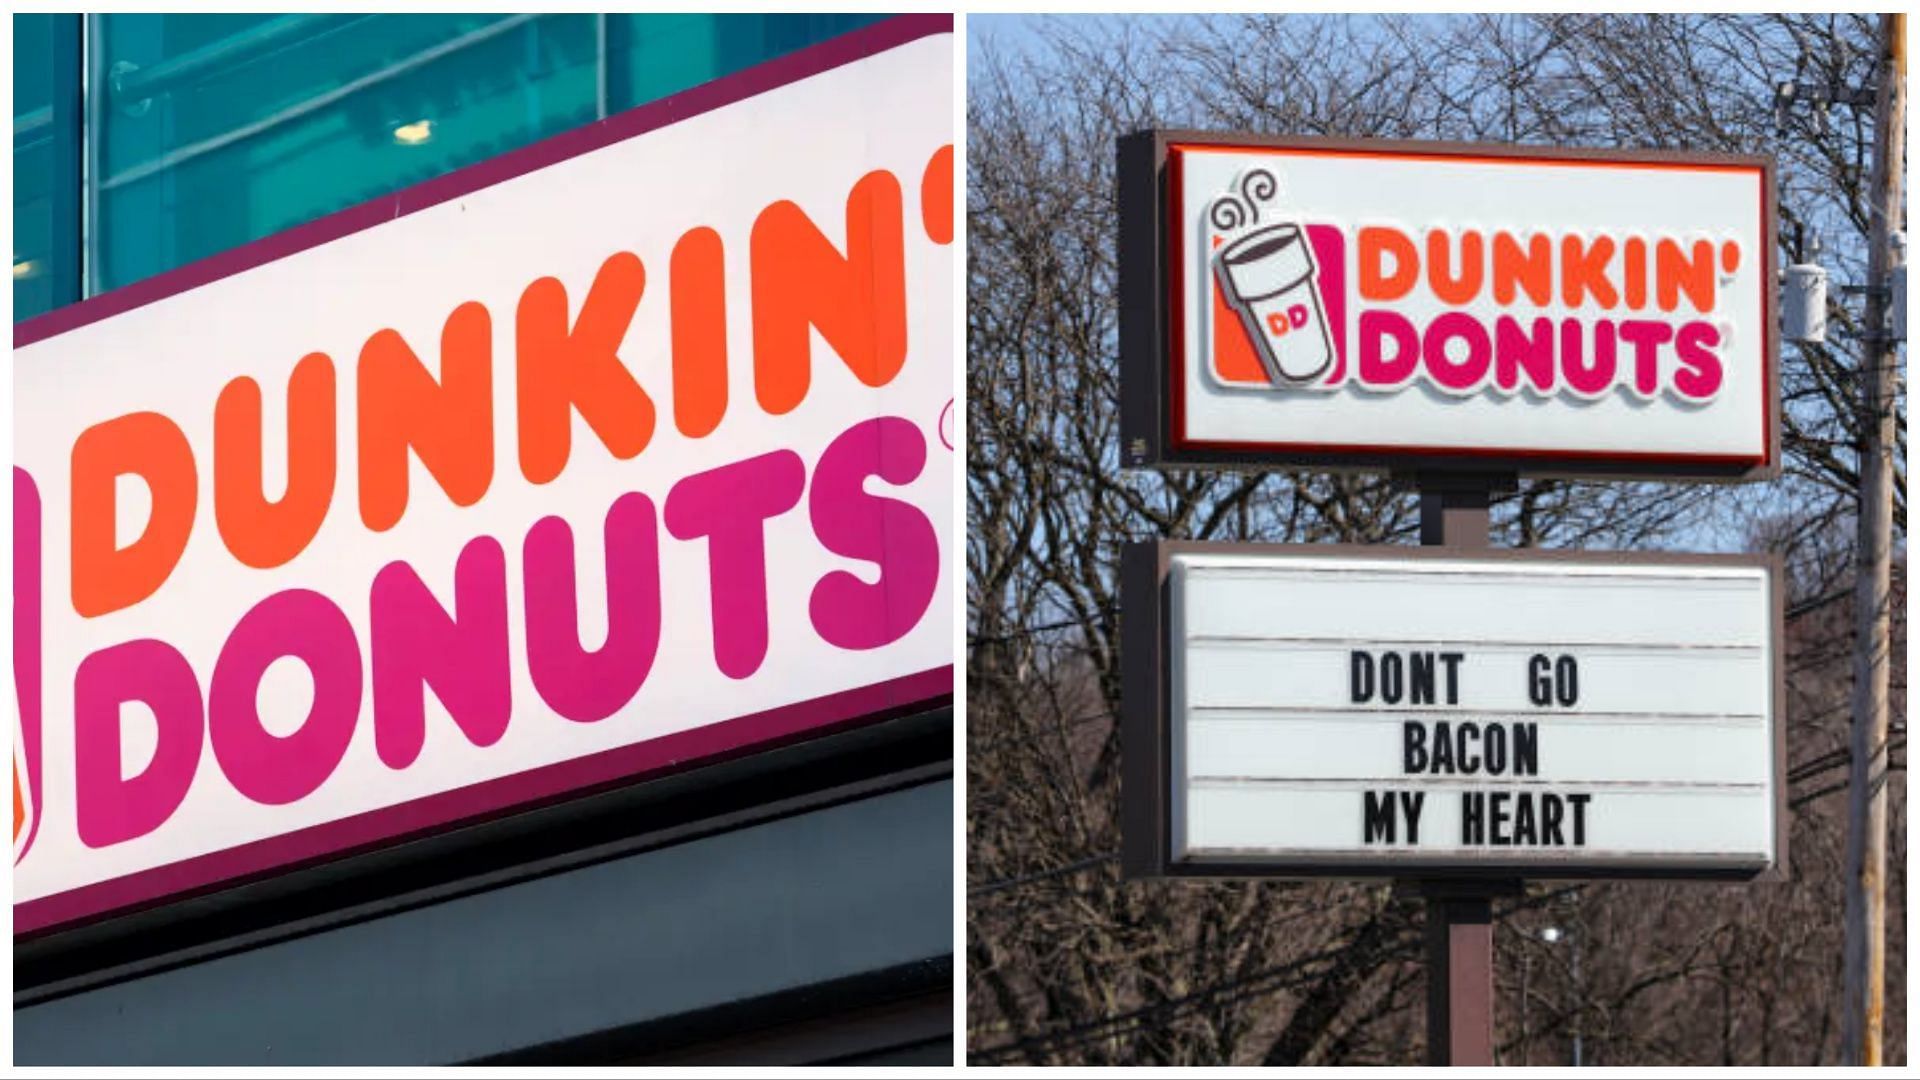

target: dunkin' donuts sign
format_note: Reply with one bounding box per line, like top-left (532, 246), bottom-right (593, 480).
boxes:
top-left (12, 19), bottom-right (953, 932)
top-left (1119, 132), bottom-right (1777, 475)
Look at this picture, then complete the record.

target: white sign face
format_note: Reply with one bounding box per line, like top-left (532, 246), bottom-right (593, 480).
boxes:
top-left (12, 22), bottom-right (954, 932)
top-left (1160, 140), bottom-right (1772, 472)
top-left (1166, 550), bottom-right (1780, 875)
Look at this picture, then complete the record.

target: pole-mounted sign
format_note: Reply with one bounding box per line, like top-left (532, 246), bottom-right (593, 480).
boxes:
top-left (1114, 126), bottom-right (1785, 1066)
top-left (1119, 131), bottom-right (1778, 479)
top-left (1122, 544), bottom-right (1786, 881)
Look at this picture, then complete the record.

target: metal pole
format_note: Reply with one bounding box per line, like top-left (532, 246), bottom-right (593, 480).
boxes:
top-left (1416, 478), bottom-right (1506, 1067)
top-left (1519, 952), bottom-right (1529, 1066)
top-left (1843, 11), bottom-right (1904, 1068)
top-left (1570, 931), bottom-right (1582, 1067)
top-left (1425, 889), bottom-right (1495, 1066)
top-left (1418, 483), bottom-right (1491, 547)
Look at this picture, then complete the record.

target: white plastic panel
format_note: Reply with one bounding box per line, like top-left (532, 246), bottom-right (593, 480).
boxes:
top-left (1167, 550), bottom-right (1777, 872)
top-left (1169, 144), bottom-right (1770, 467)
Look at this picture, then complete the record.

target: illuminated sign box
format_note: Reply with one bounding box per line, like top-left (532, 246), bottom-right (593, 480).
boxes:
top-left (1121, 543), bottom-right (1785, 880)
top-left (1118, 131), bottom-right (1778, 478)
top-left (13, 17), bottom-right (954, 934)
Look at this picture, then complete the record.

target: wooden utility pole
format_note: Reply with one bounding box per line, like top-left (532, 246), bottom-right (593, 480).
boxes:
top-left (1842, 11), bottom-right (1904, 1068)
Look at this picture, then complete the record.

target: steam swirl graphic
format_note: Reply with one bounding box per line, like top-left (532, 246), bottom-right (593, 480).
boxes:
top-left (1208, 168), bottom-right (1280, 233)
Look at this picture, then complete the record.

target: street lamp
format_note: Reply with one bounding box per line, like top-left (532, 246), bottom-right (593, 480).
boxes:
top-left (1540, 926), bottom-right (1582, 1066)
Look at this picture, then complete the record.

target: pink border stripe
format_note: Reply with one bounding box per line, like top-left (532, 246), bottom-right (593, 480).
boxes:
top-left (14, 13), bottom-right (952, 349)
top-left (14, 13), bottom-right (956, 936)
top-left (18, 665), bottom-right (953, 936)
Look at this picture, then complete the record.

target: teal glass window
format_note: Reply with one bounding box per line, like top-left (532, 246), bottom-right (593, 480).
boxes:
top-left (14, 13), bottom-right (887, 320)
top-left (14, 13), bottom-right (79, 321)
top-left (92, 14), bottom-right (602, 292)
top-left (92, 13), bottom-right (885, 295)
top-left (610, 13), bottom-right (888, 107)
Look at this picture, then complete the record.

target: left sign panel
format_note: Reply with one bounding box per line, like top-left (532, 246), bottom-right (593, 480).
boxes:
top-left (13, 17), bottom-right (956, 933)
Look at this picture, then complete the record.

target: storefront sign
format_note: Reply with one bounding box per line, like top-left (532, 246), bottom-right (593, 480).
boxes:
top-left (13, 17), bottom-right (954, 933)
top-left (1118, 132), bottom-right (1777, 477)
top-left (1121, 544), bottom-right (1784, 879)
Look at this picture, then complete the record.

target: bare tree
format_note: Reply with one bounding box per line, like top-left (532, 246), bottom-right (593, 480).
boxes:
top-left (967, 13), bottom-right (1904, 1066)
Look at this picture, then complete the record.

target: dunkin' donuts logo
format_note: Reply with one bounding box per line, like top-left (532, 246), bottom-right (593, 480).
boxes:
top-left (16, 149), bottom-right (952, 864)
top-left (1204, 169), bottom-right (1742, 403)
top-left (11, 20), bottom-right (956, 934)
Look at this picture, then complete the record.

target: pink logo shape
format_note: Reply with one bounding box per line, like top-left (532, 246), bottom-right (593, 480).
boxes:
top-left (15, 467), bottom-right (43, 864)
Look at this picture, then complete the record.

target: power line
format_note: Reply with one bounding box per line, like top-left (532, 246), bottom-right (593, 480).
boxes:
top-left (969, 883), bottom-right (1590, 1063)
top-left (970, 931), bottom-right (1421, 1064)
top-left (970, 851), bottom-right (1118, 898)
top-left (968, 609), bottom-right (1117, 646)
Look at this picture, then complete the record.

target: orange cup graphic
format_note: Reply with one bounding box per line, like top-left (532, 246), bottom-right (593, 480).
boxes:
top-left (13, 731), bottom-right (30, 858)
top-left (1214, 222), bottom-right (1334, 386)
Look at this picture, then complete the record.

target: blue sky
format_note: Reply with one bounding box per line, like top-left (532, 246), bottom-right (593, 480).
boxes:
top-left (967, 13), bottom-right (1191, 75)
top-left (966, 12), bottom-right (1046, 71)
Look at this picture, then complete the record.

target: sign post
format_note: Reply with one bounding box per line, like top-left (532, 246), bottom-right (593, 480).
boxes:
top-left (1422, 878), bottom-right (1506, 1066)
top-left (1414, 473), bottom-right (1508, 1067)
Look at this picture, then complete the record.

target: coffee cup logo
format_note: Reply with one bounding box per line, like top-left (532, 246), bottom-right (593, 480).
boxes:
top-left (1208, 170), bottom-right (1340, 389)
